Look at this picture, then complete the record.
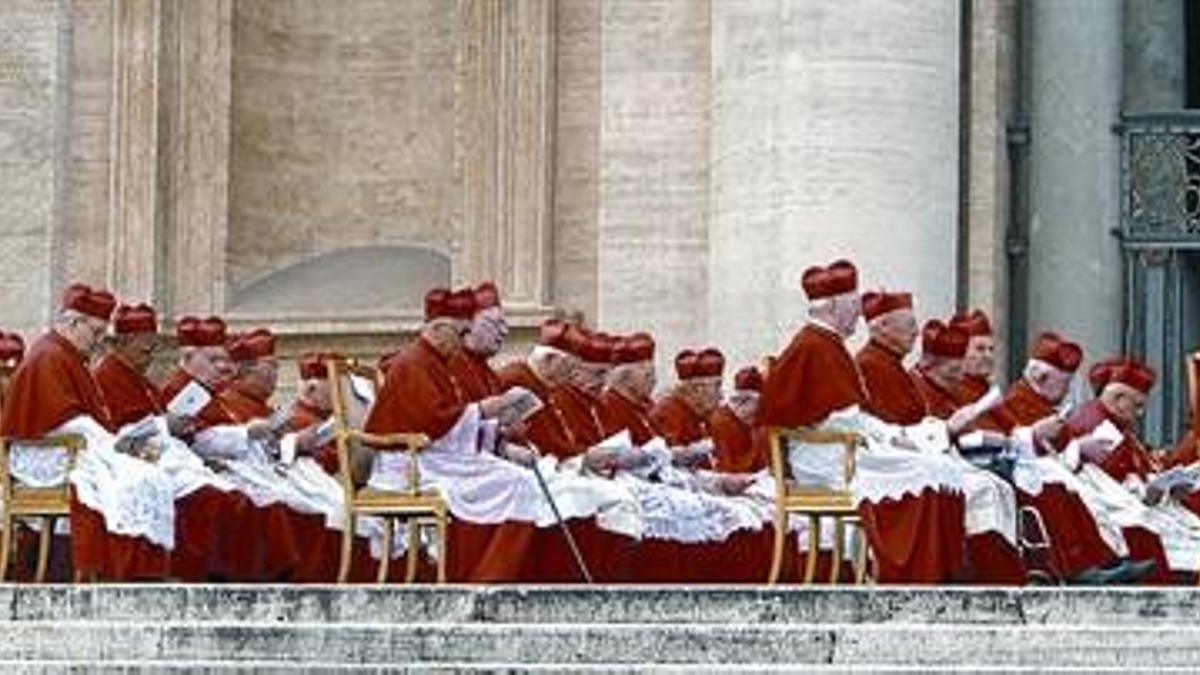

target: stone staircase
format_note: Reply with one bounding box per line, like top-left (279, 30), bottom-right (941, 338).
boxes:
top-left (0, 585), bottom-right (1198, 672)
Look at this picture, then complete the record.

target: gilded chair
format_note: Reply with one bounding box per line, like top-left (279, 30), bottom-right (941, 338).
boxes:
top-left (0, 433), bottom-right (86, 582)
top-left (326, 358), bottom-right (448, 584)
top-left (766, 426), bottom-right (870, 585)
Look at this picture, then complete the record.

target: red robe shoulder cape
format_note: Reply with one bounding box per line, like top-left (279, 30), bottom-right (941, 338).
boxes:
top-left (708, 405), bottom-right (765, 473)
top-left (496, 361), bottom-right (579, 459)
top-left (855, 340), bottom-right (927, 426)
top-left (365, 338), bottom-right (467, 440)
top-left (218, 384), bottom-right (273, 423)
top-left (649, 393), bottom-right (708, 447)
top-left (448, 350), bottom-right (503, 402)
top-left (92, 353), bottom-right (163, 429)
top-left (910, 368), bottom-right (961, 421)
top-left (597, 388), bottom-right (656, 446)
top-left (758, 324), bottom-right (867, 429)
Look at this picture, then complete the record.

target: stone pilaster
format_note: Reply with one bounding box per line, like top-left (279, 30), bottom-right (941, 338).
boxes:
top-left (107, 0), bottom-right (160, 303)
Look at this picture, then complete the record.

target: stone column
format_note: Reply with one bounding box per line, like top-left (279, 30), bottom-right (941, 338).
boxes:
top-left (1123, 0), bottom-right (1184, 112)
top-left (710, 0), bottom-right (961, 368)
top-left (597, 0), bottom-right (711, 367)
top-left (107, 0), bottom-right (160, 303)
top-left (1026, 0), bottom-right (1123, 359)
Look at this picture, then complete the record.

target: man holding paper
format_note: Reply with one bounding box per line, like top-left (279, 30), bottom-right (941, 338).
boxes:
top-left (1, 284), bottom-right (174, 580)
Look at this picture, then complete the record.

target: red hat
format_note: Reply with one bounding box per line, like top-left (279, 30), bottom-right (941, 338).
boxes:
top-left (1088, 357), bottom-right (1122, 394)
top-left (802, 259), bottom-right (858, 300)
top-left (425, 287), bottom-right (475, 321)
top-left (734, 366), bottom-right (763, 392)
top-left (1108, 359), bottom-right (1156, 395)
top-left (921, 320), bottom-right (969, 359)
top-left (562, 324), bottom-right (591, 359)
top-left (298, 352), bottom-right (340, 380)
top-left (861, 290), bottom-right (912, 321)
top-left (627, 332), bottom-right (655, 363)
top-left (176, 316), bottom-right (228, 348)
top-left (950, 309), bottom-right (993, 338)
top-left (675, 350), bottom-right (700, 379)
top-left (0, 332), bottom-right (24, 363)
top-left (424, 288), bottom-right (450, 321)
top-left (474, 281), bottom-right (501, 313)
top-left (696, 348), bottom-right (725, 378)
top-left (112, 304), bottom-right (158, 336)
top-left (62, 283), bottom-right (116, 321)
top-left (228, 328), bottom-right (276, 362)
top-left (580, 333), bottom-right (616, 365)
top-left (1030, 331), bottom-right (1083, 373)
top-left (539, 319), bottom-right (570, 351)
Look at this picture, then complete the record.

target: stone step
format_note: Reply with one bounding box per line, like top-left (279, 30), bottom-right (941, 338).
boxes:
top-left (1, 664), bottom-right (1193, 675)
top-left (5, 585), bottom-right (1200, 626)
top-left (2, 621), bottom-right (1200, 668)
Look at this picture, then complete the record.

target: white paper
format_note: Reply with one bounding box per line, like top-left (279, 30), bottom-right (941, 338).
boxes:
top-left (1092, 419), bottom-right (1124, 447)
top-left (349, 375), bottom-right (375, 405)
top-left (166, 381), bottom-right (211, 418)
top-left (501, 386), bottom-right (544, 424)
top-left (1148, 463), bottom-right (1200, 494)
top-left (952, 385), bottom-right (1003, 428)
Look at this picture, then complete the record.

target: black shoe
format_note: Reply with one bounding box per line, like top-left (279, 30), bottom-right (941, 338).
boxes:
top-left (1069, 563), bottom-right (1124, 585)
top-left (1111, 558), bottom-right (1157, 584)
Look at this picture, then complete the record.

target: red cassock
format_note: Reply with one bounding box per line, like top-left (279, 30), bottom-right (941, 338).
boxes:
top-left (985, 380), bottom-right (1119, 579)
top-left (93, 354), bottom-right (165, 429)
top-left (959, 374), bottom-right (991, 405)
top-left (496, 362), bottom-right (580, 459)
top-left (365, 339), bottom-right (534, 583)
top-left (1060, 399), bottom-right (1171, 582)
top-left (159, 368), bottom-right (298, 581)
top-left (0, 332), bottom-right (167, 580)
top-left (649, 394), bottom-right (707, 448)
top-left (908, 367), bottom-right (1024, 583)
top-left (448, 350), bottom-right (504, 402)
top-left (549, 383), bottom-right (606, 449)
top-left (855, 340), bottom-right (927, 426)
top-left (708, 406), bottom-right (766, 474)
top-left (217, 385), bottom-right (273, 423)
top-left (597, 389), bottom-right (657, 447)
top-left (759, 324), bottom-right (965, 583)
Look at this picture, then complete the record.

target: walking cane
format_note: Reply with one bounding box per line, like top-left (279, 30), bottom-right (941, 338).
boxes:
top-left (528, 448), bottom-right (594, 584)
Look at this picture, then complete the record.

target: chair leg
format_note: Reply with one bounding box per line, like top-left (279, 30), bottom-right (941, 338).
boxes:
top-left (35, 516), bottom-right (52, 583)
top-left (803, 514), bottom-right (820, 584)
top-left (768, 505), bottom-right (787, 585)
top-left (853, 523), bottom-right (869, 585)
top-left (337, 513), bottom-right (356, 584)
top-left (405, 520), bottom-right (420, 584)
top-left (0, 514), bottom-right (13, 582)
top-left (829, 517), bottom-right (845, 585)
top-left (436, 509), bottom-right (447, 584)
top-left (377, 518), bottom-right (393, 584)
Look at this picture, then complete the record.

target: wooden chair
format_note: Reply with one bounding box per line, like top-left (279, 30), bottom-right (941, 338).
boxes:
top-left (326, 357), bottom-right (449, 584)
top-left (0, 433), bottom-right (86, 582)
top-left (766, 426), bottom-right (870, 585)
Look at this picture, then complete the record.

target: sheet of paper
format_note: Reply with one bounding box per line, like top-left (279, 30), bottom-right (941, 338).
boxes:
top-left (167, 380), bottom-right (211, 418)
top-left (502, 386), bottom-right (544, 424)
top-left (1092, 419), bottom-right (1124, 447)
top-left (349, 374), bottom-right (376, 404)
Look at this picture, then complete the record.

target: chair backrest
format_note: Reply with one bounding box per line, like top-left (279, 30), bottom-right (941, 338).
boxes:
top-left (1189, 352), bottom-right (1200, 441)
top-left (327, 358), bottom-right (382, 493)
top-left (768, 426), bottom-right (861, 495)
top-left (0, 433), bottom-right (86, 505)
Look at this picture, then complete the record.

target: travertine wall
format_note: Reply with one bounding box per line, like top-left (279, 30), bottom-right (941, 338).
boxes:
top-left (710, 0), bottom-right (961, 369)
top-left (228, 0), bottom-right (458, 306)
top-left (597, 0), bottom-right (711, 366)
top-left (0, 0), bottom-right (66, 333)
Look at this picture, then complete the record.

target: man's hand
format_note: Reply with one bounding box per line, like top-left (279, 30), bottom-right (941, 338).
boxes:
top-left (294, 427), bottom-right (321, 457)
top-left (1030, 416), bottom-right (1065, 448)
top-left (717, 474), bottom-right (754, 496)
top-left (166, 413), bottom-right (195, 438)
top-left (1077, 437), bottom-right (1116, 464)
top-left (479, 395), bottom-right (507, 420)
top-left (1169, 483), bottom-right (1192, 502)
top-left (501, 443), bottom-right (539, 468)
top-left (1144, 484), bottom-right (1165, 506)
top-left (946, 407), bottom-right (975, 435)
top-left (246, 420), bottom-right (276, 443)
top-left (583, 446), bottom-right (618, 475)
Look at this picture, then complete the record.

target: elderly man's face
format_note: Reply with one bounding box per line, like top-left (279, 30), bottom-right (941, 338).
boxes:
top-left (238, 356), bottom-right (279, 399)
top-left (729, 390), bottom-right (760, 424)
top-left (832, 293), bottom-right (861, 338)
top-left (1101, 385), bottom-right (1146, 426)
top-left (425, 319), bottom-right (466, 356)
top-left (871, 309), bottom-right (918, 355)
top-left (1031, 365), bottom-right (1073, 404)
top-left (464, 308), bottom-right (508, 357)
top-left (116, 333), bottom-right (160, 373)
top-left (684, 378), bottom-right (721, 416)
top-left (571, 362), bottom-right (607, 398)
top-left (302, 378), bottom-right (332, 412)
top-left (964, 336), bottom-right (996, 378)
top-left (65, 315), bottom-right (108, 356)
top-left (927, 356), bottom-right (964, 388)
top-left (185, 346), bottom-right (235, 390)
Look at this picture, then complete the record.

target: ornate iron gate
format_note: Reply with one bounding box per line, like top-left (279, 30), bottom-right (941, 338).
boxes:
top-left (1117, 112), bottom-right (1200, 445)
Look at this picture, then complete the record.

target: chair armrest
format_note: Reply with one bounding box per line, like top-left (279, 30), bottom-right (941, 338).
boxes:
top-left (348, 430), bottom-right (429, 451)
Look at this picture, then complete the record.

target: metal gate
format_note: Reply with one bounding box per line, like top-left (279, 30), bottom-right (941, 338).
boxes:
top-left (1117, 112), bottom-right (1200, 445)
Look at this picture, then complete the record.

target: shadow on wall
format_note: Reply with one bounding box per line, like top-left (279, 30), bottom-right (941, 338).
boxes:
top-left (229, 246), bottom-right (451, 314)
